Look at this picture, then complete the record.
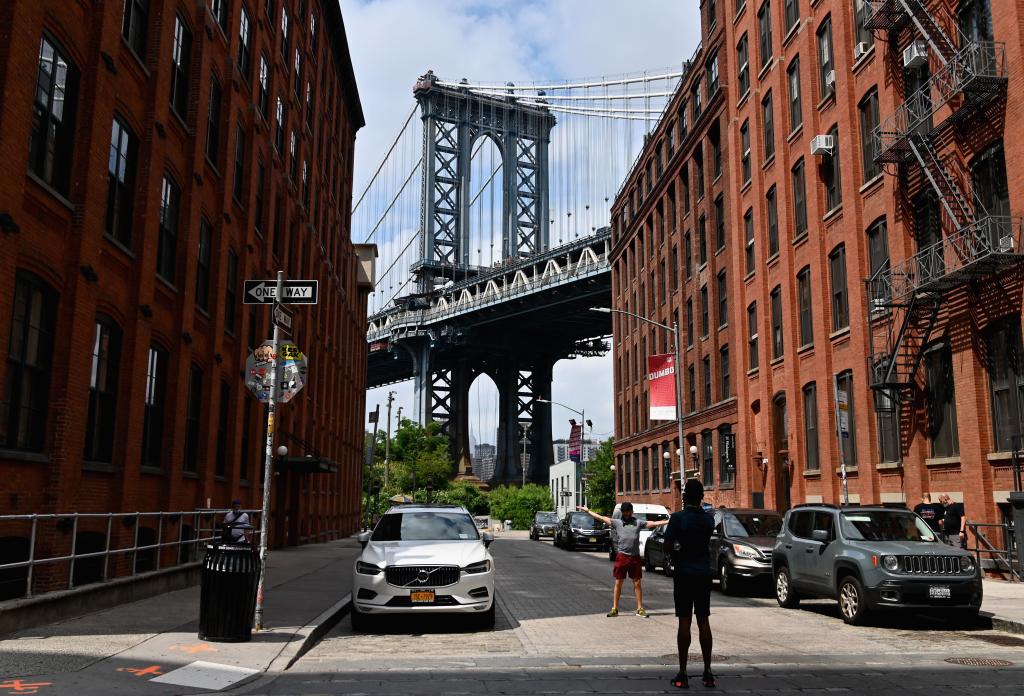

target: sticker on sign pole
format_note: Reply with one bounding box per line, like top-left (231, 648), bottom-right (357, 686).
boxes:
top-left (244, 341), bottom-right (308, 403)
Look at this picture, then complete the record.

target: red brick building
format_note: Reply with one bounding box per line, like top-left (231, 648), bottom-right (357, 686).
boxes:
top-left (0, 0), bottom-right (371, 588)
top-left (612, 0), bottom-right (1023, 533)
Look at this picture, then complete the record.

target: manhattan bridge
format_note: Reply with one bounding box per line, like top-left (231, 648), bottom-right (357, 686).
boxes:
top-left (358, 60), bottom-right (695, 484)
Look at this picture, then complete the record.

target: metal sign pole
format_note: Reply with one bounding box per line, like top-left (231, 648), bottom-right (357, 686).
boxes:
top-left (834, 378), bottom-right (849, 506)
top-left (254, 270), bottom-right (284, 630)
top-left (672, 321), bottom-right (687, 480)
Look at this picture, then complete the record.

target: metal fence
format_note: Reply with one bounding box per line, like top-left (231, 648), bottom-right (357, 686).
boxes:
top-left (967, 522), bottom-right (1019, 581)
top-left (0, 509), bottom-right (262, 601)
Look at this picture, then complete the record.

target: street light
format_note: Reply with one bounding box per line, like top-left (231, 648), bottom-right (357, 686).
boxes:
top-left (689, 444), bottom-right (699, 479)
top-left (591, 306), bottom-right (687, 482)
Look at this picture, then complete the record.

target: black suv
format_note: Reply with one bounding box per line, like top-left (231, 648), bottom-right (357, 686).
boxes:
top-left (711, 508), bottom-right (783, 594)
top-left (555, 511), bottom-right (610, 551)
top-left (643, 525), bottom-right (675, 575)
top-left (530, 511), bottom-right (559, 540)
top-left (773, 504), bottom-right (982, 625)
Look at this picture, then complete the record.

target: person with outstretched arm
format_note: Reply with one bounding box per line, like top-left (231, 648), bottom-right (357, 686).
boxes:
top-left (664, 479), bottom-right (716, 689)
top-left (577, 502), bottom-right (668, 618)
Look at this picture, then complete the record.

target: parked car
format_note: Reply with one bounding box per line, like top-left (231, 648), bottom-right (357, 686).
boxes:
top-left (555, 510), bottom-right (610, 551)
top-left (642, 525), bottom-right (675, 576)
top-left (351, 504), bottom-right (496, 631)
top-left (772, 504), bottom-right (983, 625)
top-left (530, 511), bottom-right (559, 540)
top-left (607, 503), bottom-right (671, 561)
top-left (711, 508), bottom-right (783, 594)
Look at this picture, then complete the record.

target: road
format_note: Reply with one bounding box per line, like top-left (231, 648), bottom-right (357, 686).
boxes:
top-left (255, 537), bottom-right (1024, 695)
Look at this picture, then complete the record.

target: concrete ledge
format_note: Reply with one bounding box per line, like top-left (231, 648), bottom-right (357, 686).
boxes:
top-left (0, 562), bottom-right (200, 636)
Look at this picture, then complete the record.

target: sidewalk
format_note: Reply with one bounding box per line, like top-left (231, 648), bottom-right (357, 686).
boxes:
top-left (982, 578), bottom-right (1024, 634)
top-left (0, 537), bottom-right (360, 695)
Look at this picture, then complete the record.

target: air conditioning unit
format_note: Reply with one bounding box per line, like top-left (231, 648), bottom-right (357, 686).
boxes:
top-left (810, 134), bottom-right (834, 156)
top-left (824, 69), bottom-right (836, 90)
top-left (903, 40), bottom-right (928, 69)
top-left (854, 42), bottom-right (870, 60)
top-left (999, 235), bottom-right (1015, 253)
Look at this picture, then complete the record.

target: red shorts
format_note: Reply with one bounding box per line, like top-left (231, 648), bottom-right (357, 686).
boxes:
top-left (612, 552), bottom-right (643, 580)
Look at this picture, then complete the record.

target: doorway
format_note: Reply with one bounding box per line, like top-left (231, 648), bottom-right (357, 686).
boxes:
top-left (772, 393), bottom-right (792, 512)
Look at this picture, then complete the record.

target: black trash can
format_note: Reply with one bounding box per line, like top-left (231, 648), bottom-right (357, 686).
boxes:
top-left (198, 527), bottom-right (259, 642)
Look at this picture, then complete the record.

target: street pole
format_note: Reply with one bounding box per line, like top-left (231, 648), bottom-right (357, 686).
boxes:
top-left (384, 391), bottom-right (395, 488)
top-left (254, 270), bottom-right (284, 631)
top-left (672, 320), bottom-right (687, 481)
top-left (365, 405), bottom-right (380, 530)
top-left (521, 424), bottom-right (529, 486)
top-left (834, 377), bottom-right (850, 506)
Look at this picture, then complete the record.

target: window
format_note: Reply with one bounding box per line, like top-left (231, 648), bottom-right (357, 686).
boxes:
top-left (824, 125), bottom-right (842, 210)
top-left (691, 80), bottom-right (702, 121)
top-left (84, 318), bottom-right (121, 463)
top-left (714, 195), bottom-right (725, 251)
top-left (157, 174), bottom-right (179, 283)
top-left (183, 365), bottom-right (203, 474)
top-left (787, 56), bottom-right (802, 132)
top-left (122, 0), bottom-right (149, 57)
top-left (744, 209), bottom-right (755, 274)
top-left (310, 11), bottom-right (318, 51)
top-left (737, 33), bottom-right (750, 96)
top-left (289, 130), bottom-right (297, 181)
top-left (986, 318), bottom-right (1024, 451)
top-left (698, 215), bottom-right (707, 265)
top-left (853, 0), bottom-right (874, 50)
top-left (708, 0), bottom-right (718, 27)
top-left (797, 266), bottom-right (813, 347)
top-left (255, 161), bottom-right (266, 234)
top-left (925, 342), bottom-right (959, 457)
top-left (671, 245), bottom-right (679, 291)
top-left (748, 302), bottom-right (759, 370)
top-left (302, 160), bottom-right (310, 206)
top-left (802, 383), bottom-right (819, 471)
top-left (211, 0), bottom-right (228, 33)
top-left (791, 159), bottom-right (807, 237)
top-left (696, 148), bottom-right (705, 198)
top-left (758, 1), bottom-right (773, 69)
top-left (784, 0), bottom-right (799, 32)
top-left (2, 273), bottom-right (57, 451)
top-left (876, 389), bottom-right (901, 463)
top-left (280, 6), bottom-right (290, 64)
top-left (206, 75), bottom-right (222, 163)
top-left (859, 89), bottom-right (880, 181)
top-left (275, 96), bottom-right (285, 152)
top-left (971, 141), bottom-right (1010, 220)
top-left (686, 299), bottom-right (694, 347)
top-left (306, 81), bottom-right (314, 129)
top-left (712, 130), bottom-right (722, 178)
top-left (764, 185), bottom-right (779, 256)
top-left (238, 7), bottom-right (252, 78)
top-left (829, 244), bottom-right (849, 331)
top-left (762, 91), bottom-right (775, 161)
top-left (196, 218), bottom-right (212, 310)
top-left (835, 370), bottom-right (857, 468)
top-left (678, 107), bottom-right (688, 143)
top-left (717, 270), bottom-right (728, 328)
top-left (293, 48), bottom-right (302, 101)
top-left (719, 425), bottom-right (735, 487)
top-left (105, 116), bottom-right (137, 248)
top-left (233, 123), bottom-right (246, 201)
top-left (740, 120), bottom-right (751, 183)
top-left (258, 55), bottom-right (269, 117)
top-left (684, 231), bottom-right (693, 277)
top-left (720, 345), bottom-right (730, 399)
top-left (216, 383), bottom-right (230, 478)
top-left (682, 166), bottom-right (691, 213)
top-left (225, 248), bottom-right (238, 333)
top-left (169, 15), bottom-right (191, 118)
top-left (142, 345), bottom-right (167, 468)
top-left (817, 16), bottom-right (834, 99)
top-left (958, 0), bottom-right (994, 43)
top-left (706, 53), bottom-right (720, 95)
top-left (771, 285), bottom-right (783, 359)
top-left (29, 35), bottom-right (80, 195)
top-left (703, 357), bottom-right (712, 409)
top-left (702, 430), bottom-right (714, 487)
top-left (700, 285), bottom-right (709, 337)
top-left (688, 364), bottom-right (696, 413)
top-left (866, 218), bottom-right (890, 304)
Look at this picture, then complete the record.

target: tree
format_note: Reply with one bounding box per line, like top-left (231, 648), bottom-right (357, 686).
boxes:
top-left (584, 439), bottom-right (616, 515)
top-left (434, 481), bottom-right (490, 515)
top-left (387, 419), bottom-right (452, 492)
top-left (488, 484), bottom-right (553, 529)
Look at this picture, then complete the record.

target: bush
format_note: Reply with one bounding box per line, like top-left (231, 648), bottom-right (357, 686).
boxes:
top-left (488, 484), bottom-right (554, 529)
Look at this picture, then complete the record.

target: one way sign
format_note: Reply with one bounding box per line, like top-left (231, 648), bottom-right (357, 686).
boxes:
top-left (244, 279), bottom-right (319, 304)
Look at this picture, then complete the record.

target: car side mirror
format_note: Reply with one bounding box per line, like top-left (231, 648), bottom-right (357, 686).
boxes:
top-left (811, 529), bottom-right (829, 543)
top-left (482, 532), bottom-right (494, 548)
top-left (357, 531), bottom-right (371, 549)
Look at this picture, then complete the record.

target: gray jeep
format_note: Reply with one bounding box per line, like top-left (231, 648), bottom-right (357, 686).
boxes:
top-left (772, 504), bottom-right (982, 625)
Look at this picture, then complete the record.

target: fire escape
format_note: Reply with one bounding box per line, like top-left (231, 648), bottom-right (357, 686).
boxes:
top-left (863, 0), bottom-right (1020, 409)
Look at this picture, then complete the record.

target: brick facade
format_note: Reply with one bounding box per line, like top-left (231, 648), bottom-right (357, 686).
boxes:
top-left (0, 0), bottom-right (369, 586)
top-left (611, 0), bottom-right (1023, 530)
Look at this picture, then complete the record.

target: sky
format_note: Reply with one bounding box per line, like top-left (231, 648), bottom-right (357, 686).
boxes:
top-left (344, 0), bottom-right (701, 445)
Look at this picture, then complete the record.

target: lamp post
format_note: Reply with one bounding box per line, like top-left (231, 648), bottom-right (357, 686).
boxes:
top-left (689, 444), bottom-right (699, 479)
top-left (591, 307), bottom-right (687, 482)
top-left (536, 399), bottom-right (593, 496)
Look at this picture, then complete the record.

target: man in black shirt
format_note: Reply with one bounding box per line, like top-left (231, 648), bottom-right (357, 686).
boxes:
top-left (939, 493), bottom-right (967, 548)
top-left (663, 479), bottom-right (716, 689)
top-left (913, 493), bottom-right (944, 535)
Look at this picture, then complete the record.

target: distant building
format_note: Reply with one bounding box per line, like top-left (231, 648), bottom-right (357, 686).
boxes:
top-left (549, 460), bottom-right (586, 519)
top-left (473, 443), bottom-right (496, 481)
top-left (552, 438), bottom-right (602, 465)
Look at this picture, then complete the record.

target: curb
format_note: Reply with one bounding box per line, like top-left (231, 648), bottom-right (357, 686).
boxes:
top-left (268, 592), bottom-right (353, 672)
top-left (990, 615), bottom-right (1024, 635)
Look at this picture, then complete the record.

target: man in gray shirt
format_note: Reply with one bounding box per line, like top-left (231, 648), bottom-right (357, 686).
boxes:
top-left (579, 503), bottom-right (668, 618)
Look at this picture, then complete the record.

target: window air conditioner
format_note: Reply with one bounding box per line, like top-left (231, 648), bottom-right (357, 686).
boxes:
top-left (903, 40), bottom-right (928, 69)
top-left (810, 134), bottom-right (834, 156)
top-left (854, 42), bottom-right (870, 60)
top-left (824, 70), bottom-right (836, 90)
top-left (999, 235), bottom-right (1015, 253)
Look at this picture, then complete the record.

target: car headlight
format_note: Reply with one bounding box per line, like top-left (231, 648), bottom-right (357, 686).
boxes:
top-left (356, 561), bottom-right (382, 575)
top-left (464, 560), bottom-right (492, 574)
top-left (960, 556), bottom-right (976, 573)
top-left (882, 555), bottom-right (899, 572)
top-left (732, 543), bottom-right (762, 560)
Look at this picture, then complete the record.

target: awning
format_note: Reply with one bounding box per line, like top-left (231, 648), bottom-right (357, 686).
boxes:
top-left (275, 456), bottom-right (339, 474)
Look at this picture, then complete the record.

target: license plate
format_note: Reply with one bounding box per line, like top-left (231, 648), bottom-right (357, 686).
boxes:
top-left (589, 537), bottom-right (597, 543)
top-left (410, 590), bottom-right (435, 603)
top-left (929, 585), bottom-right (951, 599)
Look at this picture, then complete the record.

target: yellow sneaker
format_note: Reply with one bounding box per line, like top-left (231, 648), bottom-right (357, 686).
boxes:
top-left (606, 608), bottom-right (619, 617)
top-left (635, 608), bottom-right (649, 618)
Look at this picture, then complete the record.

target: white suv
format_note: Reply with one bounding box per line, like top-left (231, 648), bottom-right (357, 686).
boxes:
top-left (351, 504), bottom-right (496, 630)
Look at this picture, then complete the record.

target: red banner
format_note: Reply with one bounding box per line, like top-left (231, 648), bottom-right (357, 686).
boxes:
top-left (648, 354), bottom-right (676, 421)
top-left (568, 421), bottom-right (582, 463)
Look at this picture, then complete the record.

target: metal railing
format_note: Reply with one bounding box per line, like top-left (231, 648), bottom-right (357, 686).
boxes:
top-left (0, 509), bottom-right (261, 601)
top-left (967, 522), bottom-right (1019, 581)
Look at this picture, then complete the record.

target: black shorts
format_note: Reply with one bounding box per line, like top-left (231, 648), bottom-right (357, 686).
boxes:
top-left (673, 573), bottom-right (712, 618)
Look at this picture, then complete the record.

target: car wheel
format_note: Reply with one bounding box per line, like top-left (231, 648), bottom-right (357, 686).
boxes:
top-left (775, 566), bottom-right (800, 608)
top-left (553, 534), bottom-right (560, 548)
top-left (838, 575), bottom-right (868, 625)
top-left (718, 559), bottom-right (735, 595)
top-left (350, 606), bottom-right (371, 632)
top-left (476, 598), bottom-right (496, 630)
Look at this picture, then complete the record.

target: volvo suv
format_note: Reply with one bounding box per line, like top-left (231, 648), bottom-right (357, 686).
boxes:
top-left (351, 504), bottom-right (495, 630)
top-left (772, 504), bottom-right (982, 625)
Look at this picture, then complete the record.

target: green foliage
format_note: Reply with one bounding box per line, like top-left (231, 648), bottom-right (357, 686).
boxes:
top-left (488, 484), bottom-right (554, 529)
top-left (584, 439), bottom-right (616, 515)
top-left (386, 419), bottom-right (453, 492)
top-left (433, 480), bottom-right (490, 515)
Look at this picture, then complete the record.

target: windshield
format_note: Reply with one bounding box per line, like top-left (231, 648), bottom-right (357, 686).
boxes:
top-left (535, 513), bottom-right (558, 524)
top-left (726, 514), bottom-right (783, 538)
top-left (571, 513), bottom-right (606, 529)
top-left (636, 513), bottom-right (669, 524)
top-left (371, 512), bottom-right (481, 542)
top-left (840, 511), bottom-right (937, 542)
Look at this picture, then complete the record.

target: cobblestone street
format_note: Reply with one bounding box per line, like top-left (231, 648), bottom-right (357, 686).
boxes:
top-left (256, 538), bottom-right (1024, 695)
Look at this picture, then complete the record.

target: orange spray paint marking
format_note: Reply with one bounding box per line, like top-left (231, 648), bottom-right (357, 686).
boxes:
top-left (170, 643), bottom-right (217, 655)
top-left (0, 681), bottom-right (53, 694)
top-left (116, 665), bottom-right (164, 677)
